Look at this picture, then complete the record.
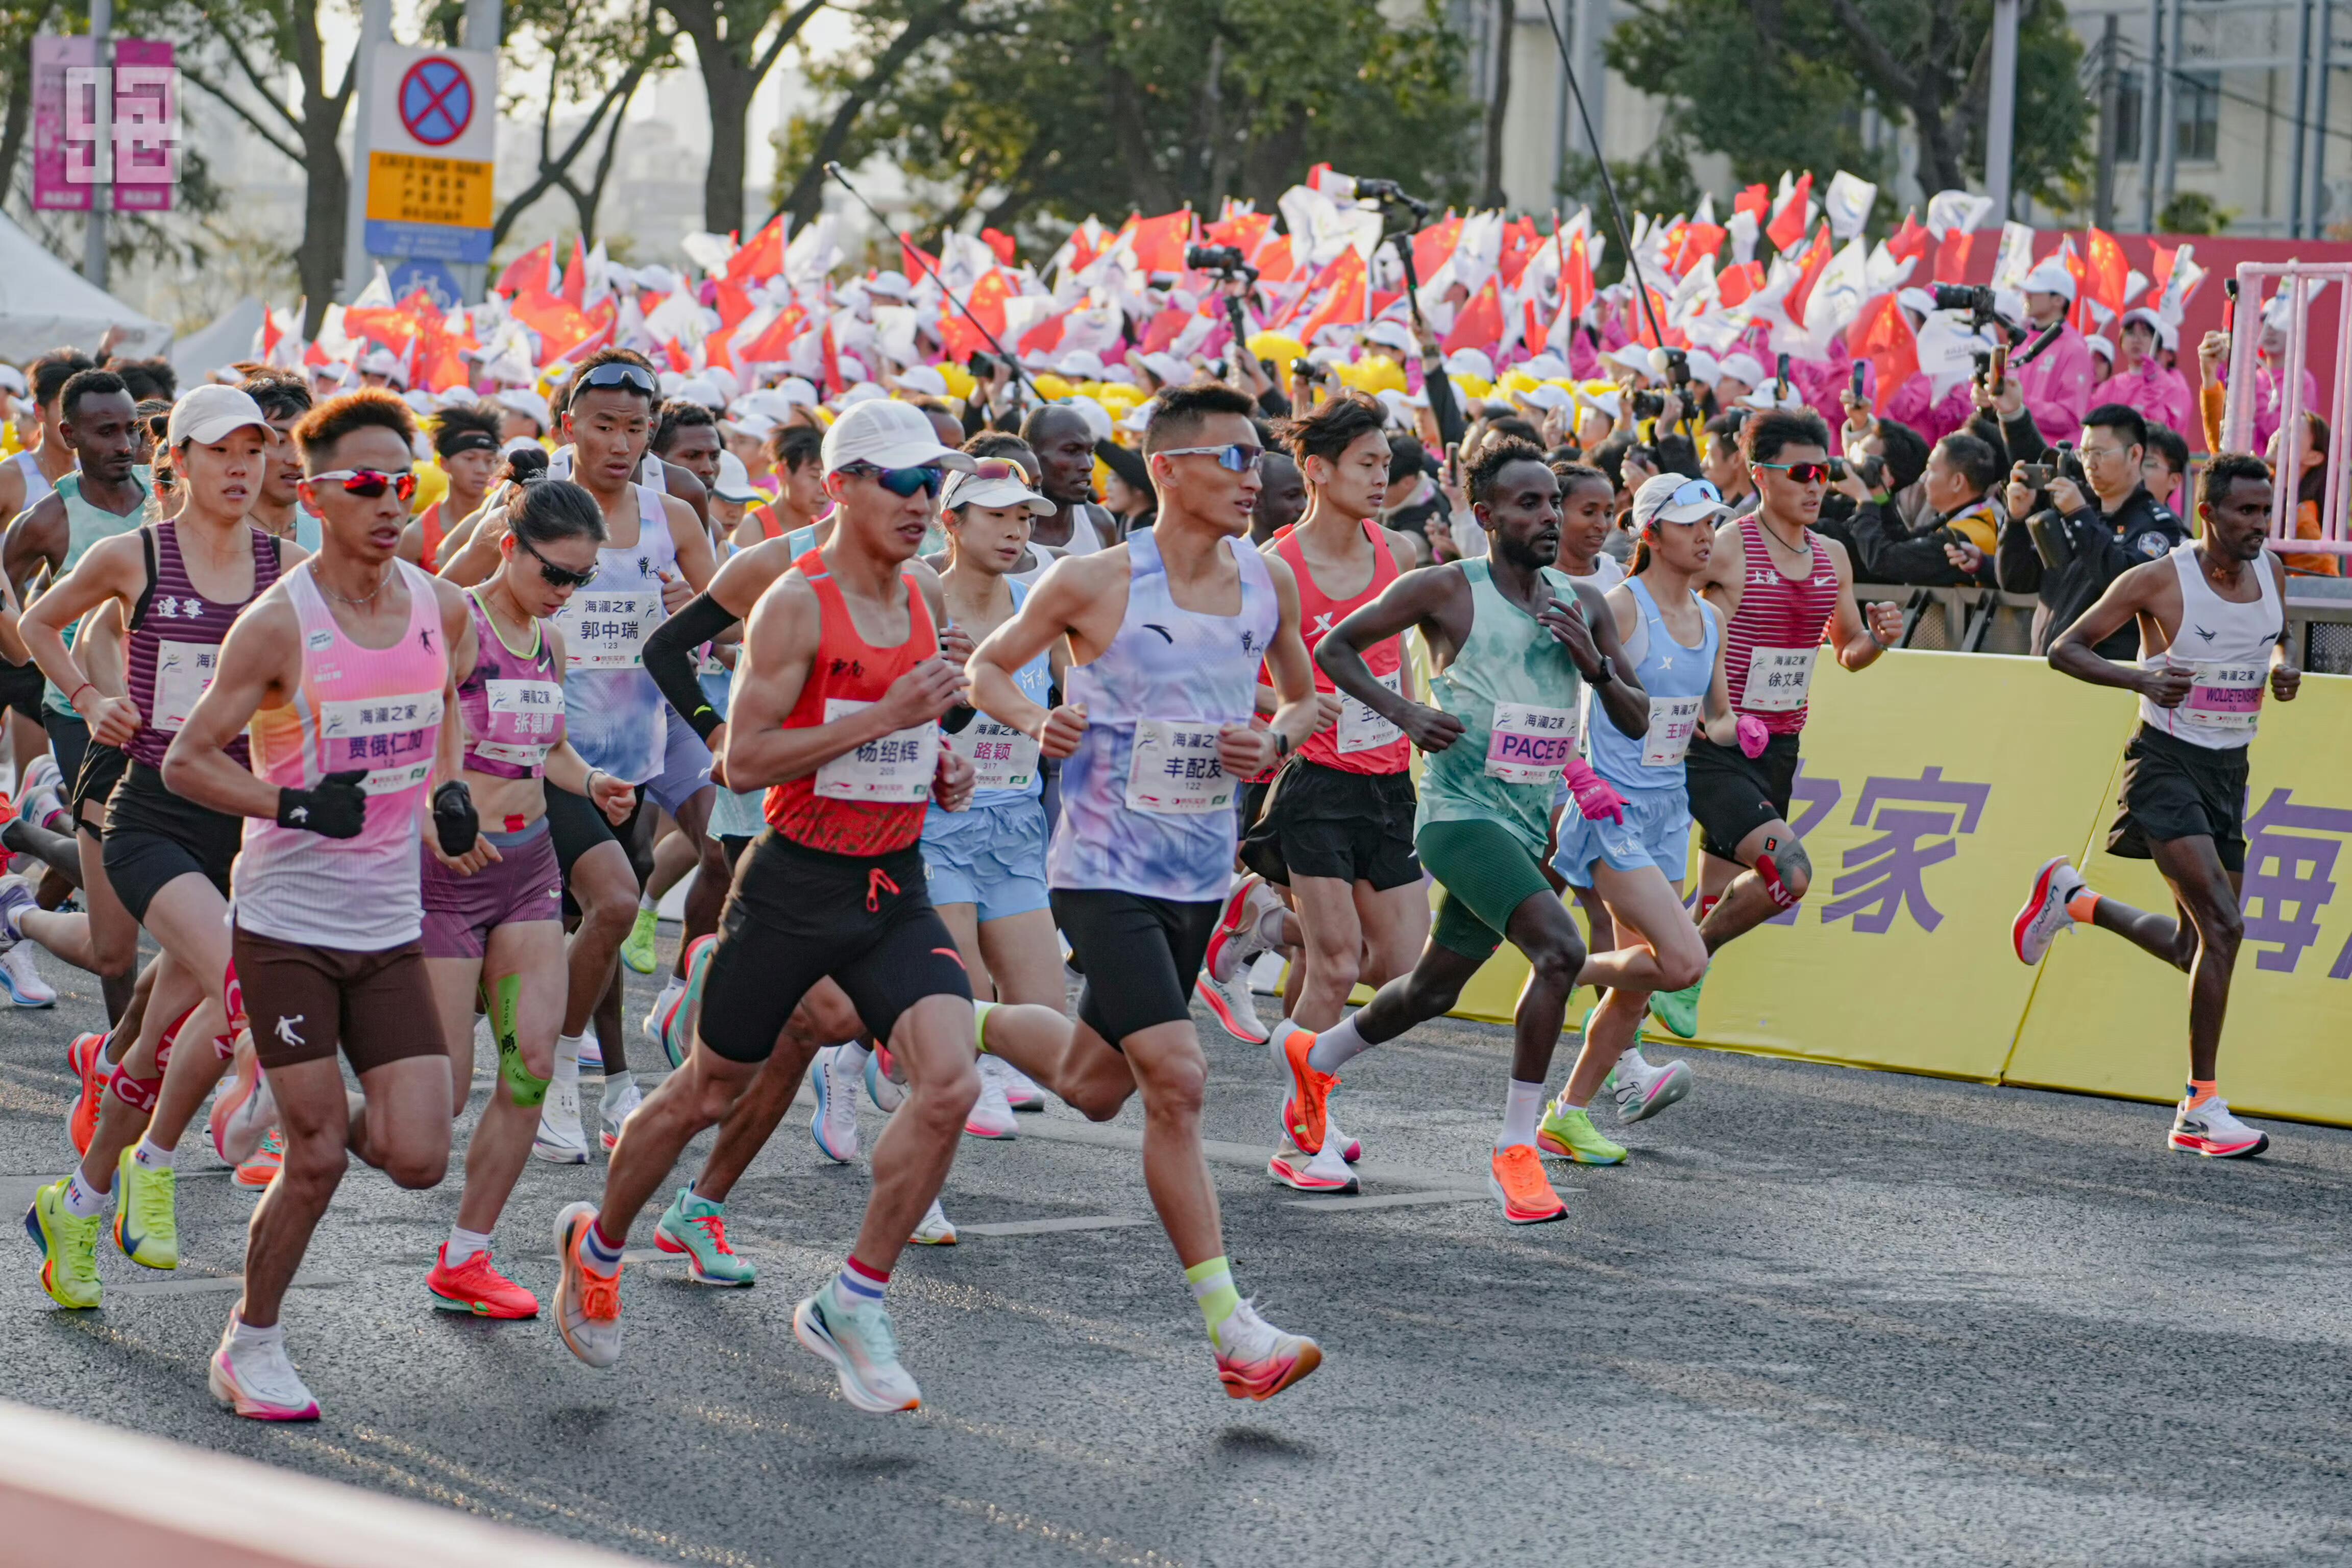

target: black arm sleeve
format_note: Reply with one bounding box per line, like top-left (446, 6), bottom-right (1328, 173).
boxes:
top-left (1094, 438), bottom-right (1150, 496)
top-left (644, 591), bottom-right (741, 743)
top-left (2000, 407), bottom-right (2049, 465)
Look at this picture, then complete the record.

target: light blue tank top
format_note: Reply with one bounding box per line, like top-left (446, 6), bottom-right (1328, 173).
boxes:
top-left (1587, 577), bottom-right (1719, 793)
top-left (930, 577), bottom-right (1051, 819)
top-left (40, 471), bottom-right (148, 717)
top-left (553, 482), bottom-right (676, 784)
top-left (1047, 530), bottom-right (1279, 903)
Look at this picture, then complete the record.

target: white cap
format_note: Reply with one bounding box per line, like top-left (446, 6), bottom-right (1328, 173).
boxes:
top-left (433, 386), bottom-right (478, 410)
top-left (1097, 363), bottom-right (1138, 387)
top-left (894, 364), bottom-right (949, 398)
top-left (867, 270), bottom-right (913, 299)
top-left (1632, 472), bottom-right (1733, 530)
top-left (495, 388), bottom-right (552, 431)
top-left (723, 409), bottom-right (777, 442)
top-left (705, 365), bottom-right (743, 402)
top-left (2021, 256), bottom-right (2076, 301)
top-left (1375, 388), bottom-right (1415, 427)
top-left (1740, 383), bottom-right (1807, 410)
top-left (1605, 344), bottom-right (1653, 376)
top-left (1057, 349), bottom-right (1108, 380)
top-left (2122, 306), bottom-right (2176, 351)
top-left (1577, 386), bottom-right (1623, 420)
top-left (712, 449), bottom-right (762, 503)
top-left (819, 397), bottom-right (978, 476)
top-left (941, 463), bottom-right (1054, 514)
top-left (1066, 395), bottom-right (1113, 445)
top-left (672, 377), bottom-right (726, 410)
top-left (1511, 383), bottom-right (1573, 412)
top-left (774, 376), bottom-right (819, 408)
top-left (358, 347), bottom-right (408, 386)
top-left (401, 388), bottom-right (435, 414)
top-left (2087, 333), bottom-right (2115, 361)
top-left (1519, 351), bottom-right (1570, 380)
top-left (1683, 348), bottom-right (1721, 385)
top-left (167, 384), bottom-right (270, 447)
top-left (837, 382), bottom-right (886, 407)
top-left (1137, 351), bottom-right (1188, 387)
top-left (657, 370), bottom-right (685, 397)
top-left (0, 365), bottom-right (27, 396)
top-left (1718, 352), bottom-right (1766, 388)
top-left (1443, 348), bottom-right (1495, 383)
top-left (1362, 320), bottom-right (1414, 355)
top-left (500, 435), bottom-right (543, 460)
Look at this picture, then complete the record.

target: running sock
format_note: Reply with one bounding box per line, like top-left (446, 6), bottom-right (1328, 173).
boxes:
top-left (2067, 889), bottom-right (2101, 923)
top-left (2186, 1078), bottom-right (2219, 1108)
top-left (61, 1169), bottom-right (107, 1217)
top-left (973, 998), bottom-right (997, 1052)
top-left (228, 1313), bottom-right (284, 1350)
top-left (1500, 1080), bottom-right (1546, 1150)
top-left (836, 1040), bottom-right (873, 1073)
top-left (1619, 1045), bottom-right (1650, 1073)
top-left (1186, 1256), bottom-right (1241, 1343)
top-left (132, 1135), bottom-right (174, 1171)
top-left (637, 891), bottom-right (657, 913)
top-left (580, 1218), bottom-right (626, 1276)
top-left (1307, 1015), bottom-right (1372, 1075)
top-left (835, 1256), bottom-right (888, 1311)
top-left (604, 1069), bottom-right (636, 1097)
top-left (554, 1034), bottom-right (584, 1072)
top-left (1253, 906), bottom-right (1288, 947)
top-left (445, 1225), bottom-right (492, 1266)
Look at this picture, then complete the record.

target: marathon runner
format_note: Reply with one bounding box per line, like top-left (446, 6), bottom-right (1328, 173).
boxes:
top-left (2012, 452), bottom-right (2290, 1159)
top-left (21, 384), bottom-right (294, 1305)
top-left (243, 370), bottom-right (323, 553)
top-left (421, 476), bottom-right (638, 1317)
top-left (1309, 440), bottom-right (1690, 1226)
top-left (1658, 408), bottom-right (1906, 1034)
top-left (399, 402), bottom-right (502, 571)
top-left (157, 385), bottom-right (468, 1419)
top-left (968, 382), bottom-right (1327, 1400)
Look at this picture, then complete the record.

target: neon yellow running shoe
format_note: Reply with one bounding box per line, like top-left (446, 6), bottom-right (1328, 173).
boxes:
top-left (1536, 1100), bottom-right (1628, 1165)
top-left (114, 1147), bottom-right (179, 1269)
top-left (25, 1179), bottom-right (101, 1308)
top-left (620, 905), bottom-right (659, 975)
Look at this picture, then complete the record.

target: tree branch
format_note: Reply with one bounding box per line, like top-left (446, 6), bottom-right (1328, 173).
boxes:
top-left (774, 0), bottom-right (966, 224)
top-left (1817, 0), bottom-right (1917, 103)
top-left (750, 0), bottom-right (829, 85)
top-left (197, 13), bottom-right (305, 136)
top-left (175, 62), bottom-right (307, 162)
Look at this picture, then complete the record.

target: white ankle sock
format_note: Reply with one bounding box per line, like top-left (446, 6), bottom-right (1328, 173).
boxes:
top-left (61, 1169), bottom-right (108, 1217)
top-left (446, 1224), bottom-right (492, 1265)
top-left (1500, 1080), bottom-right (1546, 1149)
top-left (229, 1313), bottom-right (283, 1349)
top-left (554, 1035), bottom-right (583, 1076)
top-left (636, 892), bottom-right (657, 913)
top-left (604, 1069), bottom-right (636, 1097)
top-left (133, 1135), bottom-right (174, 1170)
top-left (1619, 1044), bottom-right (1649, 1073)
top-left (836, 1040), bottom-right (873, 1072)
top-left (1307, 1015), bottom-right (1372, 1075)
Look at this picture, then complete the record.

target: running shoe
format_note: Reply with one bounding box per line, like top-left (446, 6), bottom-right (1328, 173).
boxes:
top-left (209, 1036), bottom-right (276, 1166)
top-left (965, 1065), bottom-right (1018, 1139)
top-left (995, 1058), bottom-right (1045, 1111)
top-left (426, 1243), bottom-right (540, 1318)
top-left (1270, 1022), bottom-right (1335, 1156)
top-left (653, 1187), bottom-right (755, 1286)
top-left (114, 1147), bottom-right (178, 1269)
top-left (659, 934), bottom-right (717, 1068)
top-left (1247, 949), bottom-right (1286, 997)
top-left (65, 1031), bottom-right (108, 1156)
top-left (533, 1051), bottom-right (589, 1164)
top-left (1212, 1301), bottom-right (1322, 1401)
top-left (1537, 1100), bottom-right (1627, 1164)
top-left (232, 1129), bottom-right (285, 1188)
top-left (0, 941), bottom-right (55, 1007)
top-left (17, 752), bottom-right (61, 815)
top-left (24, 1179), bottom-right (101, 1309)
top-left (599, 1077), bottom-right (641, 1153)
top-left (1647, 972), bottom-right (1704, 1039)
top-left (2013, 856), bottom-right (2086, 966)
top-left (1609, 1051), bottom-right (1694, 1124)
top-left (209, 1317), bottom-right (320, 1421)
top-left (863, 1047), bottom-right (905, 1114)
top-left (576, 1034), bottom-right (603, 1072)
top-left (1267, 1134), bottom-right (1358, 1193)
top-left (909, 1198), bottom-right (958, 1245)
top-left (620, 905), bottom-right (660, 974)
top-left (2170, 1096), bottom-right (2270, 1159)
top-left (793, 1281), bottom-right (921, 1413)
top-left (811, 1044), bottom-right (862, 1163)
top-left (1487, 1144), bottom-right (1567, 1224)
top-left (551, 1202), bottom-right (623, 1367)
top-left (1282, 1097), bottom-right (1361, 1162)
top-left (1194, 965), bottom-right (1268, 1045)
top-left (1203, 873), bottom-right (1281, 985)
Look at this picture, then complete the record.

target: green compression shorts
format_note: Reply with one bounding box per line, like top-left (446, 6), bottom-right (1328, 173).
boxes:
top-left (1416, 817), bottom-right (1557, 963)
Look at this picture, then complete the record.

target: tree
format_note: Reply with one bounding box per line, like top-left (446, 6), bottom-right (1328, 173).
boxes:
top-left (492, 0), bottom-right (678, 244)
top-left (660, 0), bottom-right (826, 236)
top-left (776, 0), bottom-right (1475, 246)
top-left (1478, 0), bottom-right (1512, 210)
top-left (1610, 0), bottom-right (2093, 213)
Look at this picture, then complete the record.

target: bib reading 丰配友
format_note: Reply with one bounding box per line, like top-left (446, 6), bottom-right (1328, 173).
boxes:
top-left (1484, 701), bottom-right (1578, 784)
top-left (1125, 719), bottom-right (1234, 814)
top-left (1742, 646), bottom-right (1818, 712)
top-left (815, 696), bottom-right (939, 803)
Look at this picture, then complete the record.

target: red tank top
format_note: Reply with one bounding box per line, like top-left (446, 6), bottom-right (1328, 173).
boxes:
top-left (1276, 521), bottom-right (1409, 774)
top-left (749, 503), bottom-right (781, 541)
top-left (1722, 515), bottom-right (1841, 734)
top-left (764, 548), bottom-right (941, 855)
top-left (418, 502), bottom-right (445, 572)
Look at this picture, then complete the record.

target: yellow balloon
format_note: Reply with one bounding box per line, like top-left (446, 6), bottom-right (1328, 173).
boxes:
top-left (937, 362), bottom-right (975, 402)
top-left (1356, 353), bottom-right (1408, 396)
top-left (1455, 374), bottom-right (1493, 402)
top-left (1033, 372), bottom-right (1072, 402)
top-left (1499, 369), bottom-right (1539, 395)
top-left (1247, 331), bottom-right (1306, 366)
top-left (409, 460), bottom-right (450, 518)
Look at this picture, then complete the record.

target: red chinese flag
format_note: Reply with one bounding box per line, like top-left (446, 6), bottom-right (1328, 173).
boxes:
top-left (1717, 260), bottom-right (1765, 309)
top-left (496, 240), bottom-right (555, 298)
top-left (736, 305), bottom-right (808, 366)
top-left (1930, 229), bottom-right (1974, 285)
top-left (1141, 306), bottom-right (1191, 354)
top-left (662, 338), bottom-right (692, 374)
top-left (1297, 249), bottom-right (1369, 345)
top-left (1413, 214), bottom-right (1463, 283)
top-left (1561, 230), bottom-right (1594, 325)
top-left (727, 215), bottom-right (786, 285)
top-left (900, 234), bottom-right (941, 283)
top-left (1018, 309), bottom-right (1068, 359)
top-left (1206, 210), bottom-right (1275, 263)
top-left (1733, 184), bottom-right (1771, 223)
top-left (1784, 227), bottom-right (1833, 328)
top-left (713, 280), bottom-right (755, 329)
top-left (1497, 217), bottom-right (1540, 288)
top-left (560, 236), bottom-right (587, 308)
top-left (981, 227), bottom-right (1018, 267)
top-left (1443, 276), bottom-right (1505, 355)
top-left (2086, 227), bottom-right (2129, 321)
top-left (820, 321), bottom-right (844, 400)
top-left (939, 272), bottom-right (1013, 360)
top-left (1847, 293), bottom-right (1920, 415)
top-left (1128, 210), bottom-right (1195, 275)
top-left (1886, 209), bottom-right (1931, 268)
top-left (341, 307), bottom-right (416, 357)
top-left (1669, 222), bottom-right (1725, 278)
top-left (2144, 239), bottom-right (2177, 307)
top-left (1766, 173), bottom-right (1813, 254)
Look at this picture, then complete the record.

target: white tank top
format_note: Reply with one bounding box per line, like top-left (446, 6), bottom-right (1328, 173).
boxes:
top-left (2137, 542), bottom-right (2282, 751)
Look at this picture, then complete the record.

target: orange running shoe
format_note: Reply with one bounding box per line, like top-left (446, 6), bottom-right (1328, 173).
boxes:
top-left (66, 1031), bottom-right (108, 1155)
top-left (232, 1128), bottom-right (284, 1188)
top-left (1487, 1144), bottom-right (1566, 1225)
top-left (427, 1243), bottom-right (541, 1318)
top-left (551, 1201), bottom-right (623, 1367)
top-left (1271, 1022), bottom-right (1336, 1156)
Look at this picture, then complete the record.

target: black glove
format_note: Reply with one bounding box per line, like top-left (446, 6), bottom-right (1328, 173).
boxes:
top-left (277, 769), bottom-right (368, 839)
top-left (433, 779), bottom-right (480, 856)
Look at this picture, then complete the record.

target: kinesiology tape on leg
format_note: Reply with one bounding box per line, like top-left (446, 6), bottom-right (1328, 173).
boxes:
top-left (222, 958), bottom-right (247, 1037)
top-left (151, 1004), bottom-right (199, 1074)
top-left (1754, 853), bottom-right (1801, 912)
top-left (109, 1061), bottom-right (160, 1113)
top-left (493, 973), bottom-right (548, 1107)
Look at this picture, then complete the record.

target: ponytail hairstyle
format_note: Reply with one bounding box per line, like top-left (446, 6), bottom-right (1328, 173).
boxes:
top-left (510, 477), bottom-right (607, 549)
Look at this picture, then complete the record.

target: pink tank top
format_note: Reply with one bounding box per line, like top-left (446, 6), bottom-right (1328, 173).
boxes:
top-left (1721, 516), bottom-right (1841, 735)
top-left (457, 587), bottom-right (565, 780)
top-left (232, 560), bottom-right (449, 950)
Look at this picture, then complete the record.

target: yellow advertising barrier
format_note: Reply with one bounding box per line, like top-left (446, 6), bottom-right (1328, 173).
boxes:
top-left (1439, 651), bottom-right (2352, 1125)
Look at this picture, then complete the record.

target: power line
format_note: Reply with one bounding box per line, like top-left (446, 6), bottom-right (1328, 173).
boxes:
top-left (2109, 38), bottom-right (2352, 150)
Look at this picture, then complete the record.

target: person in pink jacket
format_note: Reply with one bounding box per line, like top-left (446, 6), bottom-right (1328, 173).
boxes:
top-left (2214, 303), bottom-right (2322, 454)
top-left (2013, 257), bottom-right (2096, 446)
top-left (2099, 308), bottom-right (2194, 441)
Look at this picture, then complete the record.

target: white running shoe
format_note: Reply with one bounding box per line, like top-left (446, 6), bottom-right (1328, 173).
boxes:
top-left (210, 1038), bottom-right (277, 1165)
top-left (1212, 1300), bottom-right (1322, 1401)
top-left (1268, 1132), bottom-right (1358, 1193)
top-left (2170, 1095), bottom-right (2271, 1158)
top-left (811, 1044), bottom-right (862, 1163)
top-left (1194, 964), bottom-right (1269, 1044)
top-left (551, 1202), bottom-right (624, 1368)
top-left (1609, 1051), bottom-right (1694, 1124)
top-left (2013, 856), bottom-right (2086, 966)
top-left (863, 1048), bottom-right (905, 1114)
top-left (909, 1197), bottom-right (958, 1244)
top-left (1204, 874), bottom-right (1283, 984)
top-left (533, 1039), bottom-right (589, 1164)
top-left (993, 1057), bottom-right (1046, 1111)
top-left (0, 940), bottom-right (55, 1007)
top-left (599, 1077), bottom-right (642, 1153)
top-left (209, 1316), bottom-right (320, 1420)
top-left (1247, 950), bottom-right (1286, 997)
top-left (793, 1282), bottom-right (922, 1412)
top-left (965, 1067), bottom-right (1018, 1139)
top-left (641, 978), bottom-right (684, 1050)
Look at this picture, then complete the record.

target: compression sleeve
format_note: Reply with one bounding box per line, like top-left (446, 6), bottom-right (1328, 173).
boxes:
top-left (644, 590), bottom-right (740, 743)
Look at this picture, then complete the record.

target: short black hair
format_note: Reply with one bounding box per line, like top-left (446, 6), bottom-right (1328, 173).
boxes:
top-left (1653, 433), bottom-right (1702, 480)
top-left (961, 431), bottom-right (1036, 481)
top-left (511, 477), bottom-right (608, 548)
top-left (1934, 431), bottom-right (2002, 497)
top-left (1703, 410), bottom-right (1748, 447)
top-left (2200, 451), bottom-right (2272, 509)
top-left (1742, 407), bottom-right (1831, 467)
top-left (2084, 401), bottom-right (2147, 451)
top-left (1478, 415), bottom-right (1544, 452)
top-left (1282, 391), bottom-right (1387, 467)
top-left (768, 424), bottom-right (824, 474)
top-left (1875, 417), bottom-right (1930, 494)
top-left (430, 401), bottom-right (504, 460)
top-left (240, 369), bottom-right (312, 425)
top-left (2143, 419), bottom-right (2189, 476)
top-left (1142, 381), bottom-right (1257, 456)
top-left (1386, 433), bottom-right (1428, 485)
top-left (292, 387), bottom-right (417, 463)
top-left (29, 350), bottom-right (94, 408)
top-left (651, 398), bottom-right (717, 456)
top-left (1552, 459), bottom-right (1612, 500)
top-left (57, 368), bottom-right (128, 423)
top-left (113, 357), bottom-right (176, 403)
top-left (1468, 437), bottom-right (1551, 505)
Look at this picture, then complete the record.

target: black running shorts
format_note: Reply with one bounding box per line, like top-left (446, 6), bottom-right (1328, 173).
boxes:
top-left (70, 737), bottom-right (127, 831)
top-left (696, 831), bottom-right (970, 1062)
top-left (0, 658), bottom-right (45, 723)
top-left (1052, 887), bottom-right (1222, 1048)
top-left (1685, 730), bottom-right (1802, 862)
top-left (103, 763), bottom-right (243, 920)
top-left (1242, 758), bottom-right (1421, 890)
top-left (2109, 723), bottom-right (2249, 873)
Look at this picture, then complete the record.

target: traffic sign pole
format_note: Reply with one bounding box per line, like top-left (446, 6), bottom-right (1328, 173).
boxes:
top-left (342, 0), bottom-right (392, 300)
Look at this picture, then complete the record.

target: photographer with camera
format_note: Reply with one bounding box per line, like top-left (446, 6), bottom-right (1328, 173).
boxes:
top-left (1837, 430), bottom-right (2006, 587)
top-left (1999, 402), bottom-right (2186, 659)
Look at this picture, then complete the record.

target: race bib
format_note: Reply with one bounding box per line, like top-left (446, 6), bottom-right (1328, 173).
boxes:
top-left (949, 717), bottom-right (1041, 792)
top-left (1742, 646), bottom-right (1818, 712)
top-left (1337, 669), bottom-right (1404, 754)
top-left (554, 589), bottom-right (661, 670)
top-left (485, 679), bottom-right (561, 733)
top-left (1640, 694), bottom-right (1704, 768)
top-left (1484, 701), bottom-right (1579, 784)
top-left (151, 639), bottom-right (219, 732)
top-left (814, 697), bottom-right (938, 803)
top-left (2180, 661), bottom-right (2266, 734)
top-left (317, 691), bottom-right (445, 798)
top-left (1125, 719), bottom-right (1234, 814)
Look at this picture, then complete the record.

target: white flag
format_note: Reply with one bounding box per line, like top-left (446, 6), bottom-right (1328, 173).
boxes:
top-left (1824, 172), bottom-right (1877, 243)
top-left (1924, 190), bottom-right (1994, 239)
top-left (1989, 222), bottom-right (2037, 291)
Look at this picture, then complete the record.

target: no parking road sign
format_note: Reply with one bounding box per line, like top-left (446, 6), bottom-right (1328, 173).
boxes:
top-left (364, 44), bottom-right (496, 264)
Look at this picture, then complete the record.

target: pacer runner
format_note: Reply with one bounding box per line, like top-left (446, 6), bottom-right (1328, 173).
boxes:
top-left (2012, 452), bottom-right (2291, 1159)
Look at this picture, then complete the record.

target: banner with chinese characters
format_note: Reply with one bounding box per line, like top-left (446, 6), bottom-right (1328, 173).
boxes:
top-left (1444, 653), bottom-right (2352, 1116)
top-left (30, 36), bottom-right (178, 212)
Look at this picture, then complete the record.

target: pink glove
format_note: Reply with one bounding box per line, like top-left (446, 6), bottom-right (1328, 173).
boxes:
top-left (1736, 714), bottom-right (1770, 759)
top-left (1563, 757), bottom-right (1626, 826)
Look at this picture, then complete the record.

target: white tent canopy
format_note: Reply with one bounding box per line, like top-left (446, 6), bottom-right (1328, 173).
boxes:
top-left (172, 297), bottom-right (264, 384)
top-left (0, 211), bottom-right (169, 364)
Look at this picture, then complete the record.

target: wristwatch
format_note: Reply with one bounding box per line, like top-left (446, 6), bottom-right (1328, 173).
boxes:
top-left (1586, 655), bottom-right (1617, 688)
top-left (1275, 730), bottom-right (1293, 759)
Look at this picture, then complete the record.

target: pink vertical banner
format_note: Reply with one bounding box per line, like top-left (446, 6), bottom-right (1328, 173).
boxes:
top-left (30, 35), bottom-right (94, 212)
top-left (111, 39), bottom-right (176, 212)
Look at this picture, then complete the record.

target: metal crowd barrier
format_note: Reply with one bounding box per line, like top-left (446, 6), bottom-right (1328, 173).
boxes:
top-left (2220, 259), bottom-right (2351, 557)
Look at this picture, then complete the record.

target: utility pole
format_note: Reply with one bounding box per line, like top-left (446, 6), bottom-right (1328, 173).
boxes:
top-left (2155, 0), bottom-right (2182, 225)
top-left (2095, 14), bottom-right (2121, 229)
top-left (2138, 0), bottom-right (2163, 231)
top-left (82, 0), bottom-right (110, 286)
top-left (1986, 0), bottom-right (2020, 220)
top-left (2291, 0), bottom-right (2313, 236)
top-left (456, 0), bottom-right (502, 300)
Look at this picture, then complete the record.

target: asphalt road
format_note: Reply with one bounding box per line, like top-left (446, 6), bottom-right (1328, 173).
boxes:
top-left (5, 934), bottom-right (2352, 1567)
